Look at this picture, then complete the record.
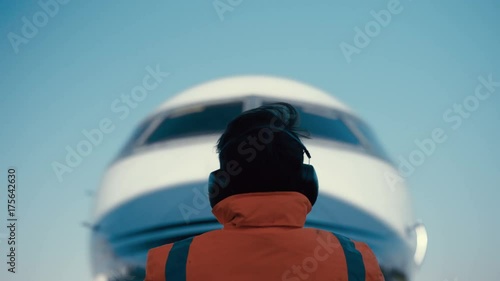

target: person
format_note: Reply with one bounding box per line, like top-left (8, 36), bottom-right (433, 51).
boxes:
top-left (144, 102), bottom-right (385, 281)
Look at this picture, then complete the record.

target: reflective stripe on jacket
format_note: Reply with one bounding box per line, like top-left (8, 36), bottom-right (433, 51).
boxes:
top-left (145, 191), bottom-right (385, 281)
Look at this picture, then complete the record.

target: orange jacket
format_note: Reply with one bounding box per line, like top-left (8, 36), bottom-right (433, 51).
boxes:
top-left (145, 191), bottom-right (385, 281)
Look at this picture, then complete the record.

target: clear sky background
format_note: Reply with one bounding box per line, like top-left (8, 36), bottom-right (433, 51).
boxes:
top-left (0, 1), bottom-right (499, 281)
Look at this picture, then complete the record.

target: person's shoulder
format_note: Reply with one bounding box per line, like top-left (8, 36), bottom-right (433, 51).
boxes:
top-left (310, 228), bottom-right (354, 245)
top-left (148, 234), bottom-right (200, 254)
top-left (350, 239), bottom-right (374, 253)
top-left (347, 238), bottom-right (385, 281)
top-left (323, 230), bottom-right (372, 252)
top-left (313, 230), bottom-right (385, 281)
top-left (145, 239), bottom-right (184, 269)
top-left (329, 233), bottom-right (377, 263)
top-left (144, 243), bottom-right (175, 281)
top-left (148, 233), bottom-right (208, 256)
top-left (148, 242), bottom-right (174, 256)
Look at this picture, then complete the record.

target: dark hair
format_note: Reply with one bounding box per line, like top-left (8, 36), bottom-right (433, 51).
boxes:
top-left (215, 102), bottom-right (310, 191)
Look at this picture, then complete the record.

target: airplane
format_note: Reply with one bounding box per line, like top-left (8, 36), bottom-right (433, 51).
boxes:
top-left (90, 75), bottom-right (428, 281)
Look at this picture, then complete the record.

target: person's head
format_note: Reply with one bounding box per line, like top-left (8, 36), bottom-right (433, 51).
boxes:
top-left (208, 102), bottom-right (318, 207)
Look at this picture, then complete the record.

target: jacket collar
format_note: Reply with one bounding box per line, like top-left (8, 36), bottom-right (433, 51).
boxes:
top-left (211, 191), bottom-right (312, 229)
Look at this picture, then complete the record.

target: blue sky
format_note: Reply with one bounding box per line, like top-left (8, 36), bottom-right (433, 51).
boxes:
top-left (0, 0), bottom-right (499, 280)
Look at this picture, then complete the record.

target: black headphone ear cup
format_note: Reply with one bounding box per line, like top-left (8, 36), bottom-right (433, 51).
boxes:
top-left (209, 169), bottom-right (242, 208)
top-left (208, 169), bottom-right (224, 207)
top-left (208, 170), bottom-right (216, 194)
top-left (299, 164), bottom-right (319, 206)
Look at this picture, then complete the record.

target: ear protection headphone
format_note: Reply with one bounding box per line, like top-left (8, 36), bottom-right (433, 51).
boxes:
top-left (208, 126), bottom-right (319, 208)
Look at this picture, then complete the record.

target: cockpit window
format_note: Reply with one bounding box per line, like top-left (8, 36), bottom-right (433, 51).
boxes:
top-left (297, 104), bottom-right (392, 163)
top-left (297, 106), bottom-right (361, 145)
top-left (263, 102), bottom-right (361, 146)
top-left (116, 100), bottom-right (391, 164)
top-left (350, 119), bottom-right (392, 163)
top-left (116, 119), bottom-right (154, 159)
top-left (143, 102), bottom-right (243, 145)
